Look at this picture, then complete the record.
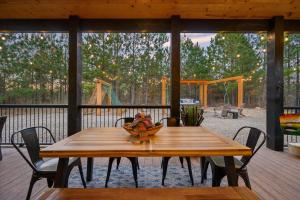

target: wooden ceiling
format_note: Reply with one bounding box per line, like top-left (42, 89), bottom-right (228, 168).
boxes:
top-left (0, 0), bottom-right (300, 19)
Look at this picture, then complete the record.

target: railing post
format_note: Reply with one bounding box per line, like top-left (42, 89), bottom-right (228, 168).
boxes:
top-left (68, 15), bottom-right (82, 136)
top-left (266, 16), bottom-right (284, 151)
top-left (170, 15), bottom-right (181, 125)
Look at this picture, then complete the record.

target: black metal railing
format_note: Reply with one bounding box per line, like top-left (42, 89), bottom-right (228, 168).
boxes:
top-left (283, 106), bottom-right (300, 145)
top-left (0, 104), bottom-right (171, 145)
top-left (80, 105), bottom-right (171, 129)
top-left (0, 104), bottom-right (68, 145)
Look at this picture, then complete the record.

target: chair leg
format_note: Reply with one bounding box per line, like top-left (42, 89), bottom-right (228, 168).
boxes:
top-left (179, 157), bottom-right (184, 168)
top-left (162, 157), bottom-right (171, 186)
top-left (201, 159), bottom-right (209, 183)
top-left (128, 157), bottom-right (138, 188)
top-left (47, 178), bottom-right (54, 188)
top-left (185, 157), bottom-right (194, 186)
top-left (78, 161), bottom-right (87, 188)
top-left (105, 157), bottom-right (115, 188)
top-left (26, 175), bottom-right (38, 200)
top-left (239, 170), bottom-right (251, 189)
top-left (136, 158), bottom-right (140, 170)
top-left (116, 157), bottom-right (121, 169)
top-left (211, 168), bottom-right (225, 187)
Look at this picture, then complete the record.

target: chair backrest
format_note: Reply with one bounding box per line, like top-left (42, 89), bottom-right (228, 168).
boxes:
top-left (11, 126), bottom-right (55, 172)
top-left (160, 117), bottom-right (178, 127)
top-left (233, 126), bottom-right (266, 168)
top-left (115, 117), bottom-right (134, 127)
top-left (0, 116), bottom-right (7, 142)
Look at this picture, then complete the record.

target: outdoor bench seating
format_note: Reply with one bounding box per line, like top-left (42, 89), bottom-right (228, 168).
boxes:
top-left (36, 187), bottom-right (260, 200)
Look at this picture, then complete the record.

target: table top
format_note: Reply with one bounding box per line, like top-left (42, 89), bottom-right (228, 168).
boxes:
top-left (37, 187), bottom-right (260, 200)
top-left (40, 127), bottom-right (251, 158)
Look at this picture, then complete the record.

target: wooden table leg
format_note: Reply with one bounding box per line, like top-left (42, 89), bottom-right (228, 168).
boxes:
top-left (54, 158), bottom-right (69, 188)
top-left (86, 157), bottom-right (94, 182)
top-left (224, 156), bottom-right (238, 186)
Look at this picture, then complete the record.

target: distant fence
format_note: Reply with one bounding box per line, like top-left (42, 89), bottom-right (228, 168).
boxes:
top-left (0, 104), bottom-right (170, 145)
top-left (80, 105), bottom-right (171, 129)
top-left (0, 104), bottom-right (68, 145)
top-left (283, 106), bottom-right (300, 145)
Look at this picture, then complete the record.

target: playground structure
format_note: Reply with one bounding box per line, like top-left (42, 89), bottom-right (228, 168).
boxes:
top-left (162, 75), bottom-right (244, 108)
top-left (89, 79), bottom-right (124, 115)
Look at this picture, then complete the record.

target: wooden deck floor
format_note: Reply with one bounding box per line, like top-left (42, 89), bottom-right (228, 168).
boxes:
top-left (0, 147), bottom-right (300, 200)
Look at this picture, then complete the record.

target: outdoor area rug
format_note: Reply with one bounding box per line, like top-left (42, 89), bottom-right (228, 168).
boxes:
top-left (68, 161), bottom-right (227, 188)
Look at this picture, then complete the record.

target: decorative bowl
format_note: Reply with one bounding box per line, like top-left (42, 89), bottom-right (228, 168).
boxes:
top-left (123, 123), bottom-right (163, 143)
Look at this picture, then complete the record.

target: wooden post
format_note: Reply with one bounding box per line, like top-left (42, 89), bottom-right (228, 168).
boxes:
top-left (267, 16), bottom-right (284, 151)
top-left (96, 80), bottom-right (102, 115)
top-left (161, 76), bottom-right (167, 115)
top-left (203, 84), bottom-right (208, 107)
top-left (237, 78), bottom-right (244, 107)
top-left (171, 15), bottom-right (181, 124)
top-left (68, 15), bottom-right (82, 136)
top-left (199, 84), bottom-right (204, 106)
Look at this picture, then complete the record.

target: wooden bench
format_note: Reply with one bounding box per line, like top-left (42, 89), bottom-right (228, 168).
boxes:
top-left (37, 187), bottom-right (260, 200)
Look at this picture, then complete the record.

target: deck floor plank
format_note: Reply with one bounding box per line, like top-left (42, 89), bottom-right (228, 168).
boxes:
top-left (0, 147), bottom-right (300, 200)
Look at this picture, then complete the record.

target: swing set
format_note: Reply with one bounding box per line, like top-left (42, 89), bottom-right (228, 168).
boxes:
top-left (161, 75), bottom-right (244, 108)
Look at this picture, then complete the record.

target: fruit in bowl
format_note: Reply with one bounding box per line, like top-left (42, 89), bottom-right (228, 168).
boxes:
top-left (123, 112), bottom-right (163, 143)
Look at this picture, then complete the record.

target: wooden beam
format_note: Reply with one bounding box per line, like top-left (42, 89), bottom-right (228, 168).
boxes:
top-left (170, 15), bottom-right (181, 124)
top-left (181, 19), bottom-right (271, 32)
top-left (68, 15), bottom-right (82, 136)
top-left (81, 19), bottom-right (170, 32)
top-left (266, 16), bottom-right (284, 151)
top-left (0, 19), bottom-right (68, 32)
top-left (285, 20), bottom-right (300, 32)
top-left (1, 18), bottom-right (299, 33)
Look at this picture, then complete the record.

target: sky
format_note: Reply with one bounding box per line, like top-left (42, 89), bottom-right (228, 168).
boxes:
top-left (164, 33), bottom-right (216, 48)
top-left (184, 33), bottom-right (216, 48)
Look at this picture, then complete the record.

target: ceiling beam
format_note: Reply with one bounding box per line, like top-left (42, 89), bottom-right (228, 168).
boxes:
top-left (1, 17), bottom-right (300, 32)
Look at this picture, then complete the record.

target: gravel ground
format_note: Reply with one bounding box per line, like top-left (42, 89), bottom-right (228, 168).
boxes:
top-left (202, 107), bottom-right (266, 138)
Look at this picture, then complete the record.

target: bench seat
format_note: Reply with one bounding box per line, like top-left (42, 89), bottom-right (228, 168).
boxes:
top-left (37, 187), bottom-right (260, 200)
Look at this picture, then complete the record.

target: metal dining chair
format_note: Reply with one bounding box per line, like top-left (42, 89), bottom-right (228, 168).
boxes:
top-left (160, 117), bottom-right (194, 186)
top-left (105, 117), bottom-right (139, 188)
top-left (201, 126), bottom-right (266, 189)
top-left (11, 126), bottom-right (86, 200)
top-left (0, 116), bottom-right (7, 161)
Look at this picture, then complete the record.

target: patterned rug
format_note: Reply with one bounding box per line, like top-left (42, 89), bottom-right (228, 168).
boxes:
top-left (68, 161), bottom-right (226, 188)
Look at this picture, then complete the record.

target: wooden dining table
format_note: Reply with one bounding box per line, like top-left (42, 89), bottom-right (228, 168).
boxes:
top-left (40, 127), bottom-right (252, 188)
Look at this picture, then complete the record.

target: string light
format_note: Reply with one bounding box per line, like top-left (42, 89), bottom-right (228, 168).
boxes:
top-left (88, 44), bottom-right (92, 48)
top-left (97, 64), bottom-right (101, 68)
top-left (0, 46), bottom-right (2, 50)
top-left (263, 49), bottom-right (267, 53)
top-left (260, 36), bottom-right (265, 40)
top-left (40, 36), bottom-right (44, 40)
top-left (285, 37), bottom-right (289, 42)
top-left (236, 54), bottom-right (240, 58)
top-left (1, 36), bottom-right (5, 40)
top-left (29, 61), bottom-right (33, 65)
top-left (256, 63), bottom-right (260, 66)
top-left (90, 54), bottom-right (94, 58)
top-left (222, 36), bottom-right (225, 40)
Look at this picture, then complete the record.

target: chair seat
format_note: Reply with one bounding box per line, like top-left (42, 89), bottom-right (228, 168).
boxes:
top-left (35, 157), bottom-right (79, 172)
top-left (209, 156), bottom-right (244, 169)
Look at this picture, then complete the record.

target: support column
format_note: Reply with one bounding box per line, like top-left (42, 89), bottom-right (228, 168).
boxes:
top-left (68, 15), bottom-right (82, 136)
top-left (199, 84), bottom-right (204, 106)
top-left (267, 16), bottom-right (284, 151)
top-left (203, 84), bottom-right (208, 107)
top-left (237, 79), bottom-right (244, 107)
top-left (161, 76), bottom-right (167, 115)
top-left (170, 15), bottom-right (181, 124)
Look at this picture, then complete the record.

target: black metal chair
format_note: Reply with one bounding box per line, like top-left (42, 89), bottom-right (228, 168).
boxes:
top-left (105, 117), bottom-right (140, 188)
top-left (0, 116), bottom-right (7, 161)
top-left (160, 117), bottom-right (194, 186)
top-left (11, 126), bottom-right (86, 200)
top-left (201, 126), bottom-right (266, 189)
